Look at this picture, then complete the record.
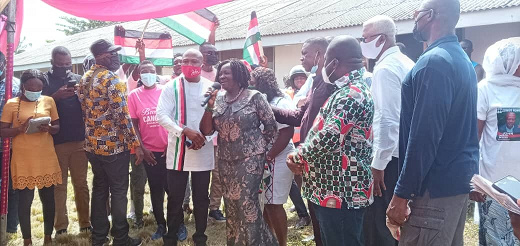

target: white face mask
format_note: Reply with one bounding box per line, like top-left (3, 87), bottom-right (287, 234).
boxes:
top-left (322, 66), bottom-right (349, 87)
top-left (322, 59), bottom-right (352, 88)
top-left (140, 73), bottom-right (157, 87)
top-left (360, 35), bottom-right (385, 59)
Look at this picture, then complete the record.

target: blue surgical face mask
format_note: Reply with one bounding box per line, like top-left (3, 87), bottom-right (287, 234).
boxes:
top-left (310, 52), bottom-right (320, 74)
top-left (24, 89), bottom-right (42, 102)
top-left (140, 73), bottom-right (157, 87)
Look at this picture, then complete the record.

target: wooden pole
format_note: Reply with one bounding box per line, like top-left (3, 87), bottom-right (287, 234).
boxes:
top-left (135, 19), bottom-right (151, 55)
top-left (0, 0), bottom-right (16, 244)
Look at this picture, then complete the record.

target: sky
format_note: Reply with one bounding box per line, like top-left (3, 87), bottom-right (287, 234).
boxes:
top-left (20, 0), bottom-right (82, 48)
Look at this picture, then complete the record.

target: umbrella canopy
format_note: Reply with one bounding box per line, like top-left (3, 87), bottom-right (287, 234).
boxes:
top-left (41, 0), bottom-right (231, 21)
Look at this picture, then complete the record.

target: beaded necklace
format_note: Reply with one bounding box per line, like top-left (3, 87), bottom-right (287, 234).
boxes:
top-left (16, 97), bottom-right (39, 125)
top-left (225, 87), bottom-right (245, 104)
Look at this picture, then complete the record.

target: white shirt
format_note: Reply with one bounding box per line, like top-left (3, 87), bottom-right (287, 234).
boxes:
top-left (370, 46), bottom-right (415, 170)
top-left (270, 96), bottom-right (296, 162)
top-left (157, 76), bottom-right (215, 171)
top-left (477, 79), bottom-right (520, 182)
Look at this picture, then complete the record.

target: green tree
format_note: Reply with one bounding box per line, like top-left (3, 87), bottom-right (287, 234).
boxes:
top-left (57, 16), bottom-right (120, 36)
top-left (15, 36), bottom-right (32, 54)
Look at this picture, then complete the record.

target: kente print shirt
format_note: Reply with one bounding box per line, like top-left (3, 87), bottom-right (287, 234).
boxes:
top-left (297, 68), bottom-right (375, 209)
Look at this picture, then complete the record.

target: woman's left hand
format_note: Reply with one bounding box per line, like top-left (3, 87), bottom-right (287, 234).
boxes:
top-left (38, 124), bottom-right (51, 133)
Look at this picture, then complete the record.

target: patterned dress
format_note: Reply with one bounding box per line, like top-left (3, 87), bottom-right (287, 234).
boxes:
top-left (213, 90), bottom-right (279, 246)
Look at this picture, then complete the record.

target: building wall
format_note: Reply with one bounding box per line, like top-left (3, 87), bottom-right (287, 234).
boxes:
top-left (465, 22), bottom-right (520, 65)
top-left (274, 44), bottom-right (303, 88)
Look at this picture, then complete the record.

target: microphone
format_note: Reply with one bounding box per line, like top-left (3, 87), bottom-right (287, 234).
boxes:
top-left (201, 82), bottom-right (222, 107)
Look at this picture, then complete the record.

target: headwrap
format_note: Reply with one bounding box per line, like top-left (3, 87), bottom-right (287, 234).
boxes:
top-left (482, 37), bottom-right (520, 87)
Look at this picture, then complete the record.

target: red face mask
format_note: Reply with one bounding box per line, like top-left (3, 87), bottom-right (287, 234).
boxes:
top-left (182, 65), bottom-right (202, 79)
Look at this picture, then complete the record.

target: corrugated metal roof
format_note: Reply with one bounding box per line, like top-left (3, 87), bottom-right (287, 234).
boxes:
top-left (14, 0), bottom-right (520, 66)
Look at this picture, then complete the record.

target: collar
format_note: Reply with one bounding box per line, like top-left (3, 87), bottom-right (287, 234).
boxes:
top-left (376, 46), bottom-right (400, 66)
top-left (348, 67), bottom-right (365, 81)
top-left (423, 34), bottom-right (458, 54)
top-left (335, 67), bottom-right (365, 89)
top-left (91, 64), bottom-right (108, 70)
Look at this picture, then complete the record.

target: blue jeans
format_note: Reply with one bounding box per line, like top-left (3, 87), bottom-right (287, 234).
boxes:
top-left (87, 151), bottom-right (131, 246)
top-left (312, 202), bottom-right (365, 246)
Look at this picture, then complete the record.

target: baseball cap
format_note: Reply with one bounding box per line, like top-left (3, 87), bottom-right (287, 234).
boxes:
top-left (90, 39), bottom-right (122, 57)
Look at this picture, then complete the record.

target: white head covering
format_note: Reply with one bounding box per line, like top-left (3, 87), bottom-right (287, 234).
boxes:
top-left (482, 37), bottom-right (520, 87)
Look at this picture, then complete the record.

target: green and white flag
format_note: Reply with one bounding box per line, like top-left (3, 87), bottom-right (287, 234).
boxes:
top-left (156, 9), bottom-right (218, 45)
top-left (243, 11), bottom-right (264, 65)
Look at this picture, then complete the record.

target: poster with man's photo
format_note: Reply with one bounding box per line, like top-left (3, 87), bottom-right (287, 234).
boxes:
top-left (497, 108), bottom-right (520, 141)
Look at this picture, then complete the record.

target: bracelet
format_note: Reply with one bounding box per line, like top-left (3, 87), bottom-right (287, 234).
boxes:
top-left (205, 106), bottom-right (214, 112)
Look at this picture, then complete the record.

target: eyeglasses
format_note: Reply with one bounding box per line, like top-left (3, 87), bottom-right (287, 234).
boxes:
top-left (360, 34), bottom-right (384, 43)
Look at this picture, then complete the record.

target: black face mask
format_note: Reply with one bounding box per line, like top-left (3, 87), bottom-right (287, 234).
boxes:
top-left (412, 11), bottom-right (432, 43)
top-left (99, 55), bottom-right (121, 72)
top-left (51, 65), bottom-right (72, 78)
top-left (206, 55), bottom-right (219, 66)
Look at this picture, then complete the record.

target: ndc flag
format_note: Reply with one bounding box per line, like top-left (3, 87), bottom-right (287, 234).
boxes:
top-left (156, 8), bottom-right (218, 45)
top-left (243, 11), bottom-right (264, 65)
top-left (114, 27), bottom-right (173, 66)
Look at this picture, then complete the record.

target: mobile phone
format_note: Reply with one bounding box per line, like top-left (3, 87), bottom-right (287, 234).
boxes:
top-left (67, 80), bottom-right (76, 88)
top-left (492, 175), bottom-right (520, 202)
top-left (185, 139), bottom-right (193, 148)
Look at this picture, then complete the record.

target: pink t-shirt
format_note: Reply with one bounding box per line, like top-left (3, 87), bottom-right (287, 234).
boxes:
top-left (128, 85), bottom-right (168, 152)
top-left (201, 68), bottom-right (217, 82)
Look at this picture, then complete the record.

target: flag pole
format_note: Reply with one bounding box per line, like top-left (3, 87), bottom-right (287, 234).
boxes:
top-left (140, 19), bottom-right (151, 40)
top-left (0, 0), bottom-right (16, 245)
top-left (135, 19), bottom-right (151, 55)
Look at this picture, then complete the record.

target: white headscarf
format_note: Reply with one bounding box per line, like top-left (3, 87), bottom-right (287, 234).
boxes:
top-left (482, 37), bottom-right (520, 87)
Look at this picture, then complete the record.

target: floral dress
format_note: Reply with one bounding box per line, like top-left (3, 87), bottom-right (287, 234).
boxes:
top-left (213, 89), bottom-right (279, 246)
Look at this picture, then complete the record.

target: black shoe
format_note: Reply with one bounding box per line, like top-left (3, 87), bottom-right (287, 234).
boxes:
top-left (55, 229), bottom-right (67, 235)
top-left (80, 226), bottom-right (92, 233)
top-left (125, 237), bottom-right (142, 246)
top-left (294, 216), bottom-right (311, 229)
top-left (92, 237), bottom-right (110, 246)
top-left (209, 209), bottom-right (226, 222)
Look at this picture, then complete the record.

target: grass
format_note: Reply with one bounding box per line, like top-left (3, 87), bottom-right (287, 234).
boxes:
top-left (6, 165), bottom-right (479, 245)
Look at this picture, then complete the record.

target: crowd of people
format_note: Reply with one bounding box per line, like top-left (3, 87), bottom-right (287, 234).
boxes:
top-left (0, 0), bottom-right (519, 245)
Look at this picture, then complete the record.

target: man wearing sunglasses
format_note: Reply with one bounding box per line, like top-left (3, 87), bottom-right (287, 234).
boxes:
top-left (386, 0), bottom-right (479, 245)
top-left (360, 15), bottom-right (414, 246)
